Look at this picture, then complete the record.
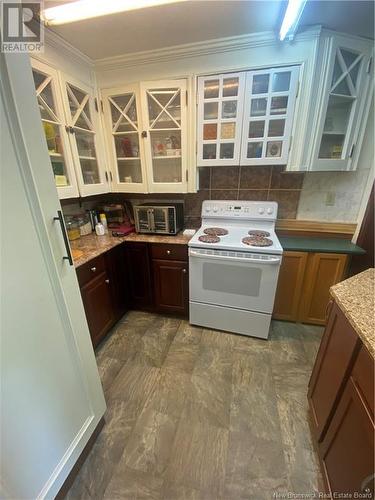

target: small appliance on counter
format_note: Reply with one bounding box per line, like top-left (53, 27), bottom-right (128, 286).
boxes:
top-left (134, 203), bottom-right (183, 235)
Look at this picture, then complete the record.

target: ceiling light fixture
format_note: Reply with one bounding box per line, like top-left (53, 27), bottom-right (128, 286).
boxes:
top-left (279, 0), bottom-right (307, 41)
top-left (42, 0), bottom-right (187, 26)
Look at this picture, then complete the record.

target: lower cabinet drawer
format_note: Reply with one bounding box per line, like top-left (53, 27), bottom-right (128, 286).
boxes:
top-left (351, 345), bottom-right (374, 418)
top-left (150, 243), bottom-right (188, 262)
top-left (76, 255), bottom-right (106, 287)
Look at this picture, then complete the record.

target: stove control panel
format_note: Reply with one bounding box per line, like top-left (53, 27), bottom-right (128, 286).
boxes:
top-left (202, 200), bottom-right (278, 219)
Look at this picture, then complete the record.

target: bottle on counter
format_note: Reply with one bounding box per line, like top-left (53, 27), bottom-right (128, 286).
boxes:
top-left (99, 213), bottom-right (108, 234)
top-left (95, 222), bottom-right (105, 236)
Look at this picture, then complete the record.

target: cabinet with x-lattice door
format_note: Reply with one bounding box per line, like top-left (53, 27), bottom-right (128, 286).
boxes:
top-left (30, 58), bottom-right (109, 198)
top-left (101, 80), bottom-right (188, 193)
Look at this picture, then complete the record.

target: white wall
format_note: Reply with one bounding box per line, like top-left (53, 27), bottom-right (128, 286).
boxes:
top-left (297, 98), bottom-right (374, 222)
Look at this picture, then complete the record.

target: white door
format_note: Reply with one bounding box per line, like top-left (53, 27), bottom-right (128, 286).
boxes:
top-left (140, 80), bottom-right (188, 193)
top-left (240, 66), bottom-right (300, 165)
top-left (1, 53), bottom-right (106, 499)
top-left (102, 85), bottom-right (148, 193)
top-left (30, 58), bottom-right (79, 199)
top-left (61, 75), bottom-right (109, 196)
top-left (197, 73), bottom-right (246, 166)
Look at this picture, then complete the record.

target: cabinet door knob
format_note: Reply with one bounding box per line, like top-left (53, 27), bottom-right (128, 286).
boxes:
top-left (105, 279), bottom-right (110, 284)
top-left (91, 267), bottom-right (97, 272)
top-left (141, 131), bottom-right (147, 138)
top-left (182, 268), bottom-right (187, 274)
top-left (166, 250), bottom-right (171, 255)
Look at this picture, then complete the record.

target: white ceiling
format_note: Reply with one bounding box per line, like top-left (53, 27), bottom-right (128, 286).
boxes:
top-left (47, 0), bottom-right (374, 61)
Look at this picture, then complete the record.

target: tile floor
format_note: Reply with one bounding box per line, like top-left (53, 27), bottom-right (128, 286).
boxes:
top-left (66, 311), bottom-right (324, 499)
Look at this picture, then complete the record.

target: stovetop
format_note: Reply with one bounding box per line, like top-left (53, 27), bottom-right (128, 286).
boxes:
top-left (188, 200), bottom-right (283, 255)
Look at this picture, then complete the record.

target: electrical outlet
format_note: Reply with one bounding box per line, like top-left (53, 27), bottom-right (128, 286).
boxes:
top-left (325, 192), bottom-right (336, 206)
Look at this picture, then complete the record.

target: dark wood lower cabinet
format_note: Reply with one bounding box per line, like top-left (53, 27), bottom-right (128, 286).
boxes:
top-left (125, 242), bottom-right (153, 310)
top-left (308, 299), bottom-right (374, 497)
top-left (153, 259), bottom-right (188, 315)
top-left (80, 271), bottom-right (115, 347)
top-left (76, 241), bottom-right (189, 347)
top-left (320, 376), bottom-right (374, 496)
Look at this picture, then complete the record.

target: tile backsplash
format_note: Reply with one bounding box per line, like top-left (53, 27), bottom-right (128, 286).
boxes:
top-left (61, 165), bottom-right (305, 229)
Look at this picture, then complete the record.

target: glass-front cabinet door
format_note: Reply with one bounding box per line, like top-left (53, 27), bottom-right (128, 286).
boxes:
top-left (102, 85), bottom-right (147, 193)
top-left (141, 80), bottom-right (188, 193)
top-left (197, 73), bottom-right (245, 166)
top-left (240, 66), bottom-right (299, 165)
top-left (312, 36), bottom-right (373, 171)
top-left (62, 78), bottom-right (108, 196)
top-left (30, 59), bottom-right (78, 199)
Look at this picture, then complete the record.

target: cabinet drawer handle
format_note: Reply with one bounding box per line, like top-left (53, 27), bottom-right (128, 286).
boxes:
top-left (182, 268), bottom-right (187, 274)
top-left (91, 266), bottom-right (97, 272)
top-left (105, 279), bottom-right (110, 284)
top-left (166, 250), bottom-right (171, 255)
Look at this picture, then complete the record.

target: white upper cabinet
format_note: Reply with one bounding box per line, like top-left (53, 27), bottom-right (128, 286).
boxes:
top-left (197, 68), bottom-right (299, 167)
top-left (102, 85), bottom-right (148, 193)
top-left (31, 58), bottom-right (109, 198)
top-left (240, 66), bottom-right (299, 165)
top-left (140, 80), bottom-right (188, 193)
top-left (102, 79), bottom-right (189, 193)
top-left (61, 76), bottom-right (109, 196)
top-left (308, 34), bottom-right (373, 171)
top-left (197, 73), bottom-right (245, 166)
top-left (31, 59), bottom-right (79, 199)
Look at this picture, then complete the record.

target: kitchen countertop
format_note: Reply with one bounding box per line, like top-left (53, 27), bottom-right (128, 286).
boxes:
top-left (330, 268), bottom-right (375, 358)
top-left (70, 231), bottom-right (193, 268)
top-left (279, 236), bottom-right (365, 255)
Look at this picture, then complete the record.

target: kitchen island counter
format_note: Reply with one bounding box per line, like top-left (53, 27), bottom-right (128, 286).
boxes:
top-left (330, 268), bottom-right (374, 357)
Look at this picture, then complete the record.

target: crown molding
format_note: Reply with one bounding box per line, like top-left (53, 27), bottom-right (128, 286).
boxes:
top-left (44, 27), bottom-right (94, 68)
top-left (95, 25), bottom-right (322, 72)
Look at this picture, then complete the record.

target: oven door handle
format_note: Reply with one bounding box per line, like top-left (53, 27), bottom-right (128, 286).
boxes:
top-left (189, 250), bottom-right (281, 265)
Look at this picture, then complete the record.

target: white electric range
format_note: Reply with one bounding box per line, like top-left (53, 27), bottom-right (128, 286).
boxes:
top-left (188, 200), bottom-right (283, 339)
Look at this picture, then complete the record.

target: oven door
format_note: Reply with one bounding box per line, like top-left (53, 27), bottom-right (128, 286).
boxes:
top-left (189, 248), bottom-right (281, 313)
top-left (135, 207), bottom-right (152, 233)
top-left (152, 207), bottom-right (169, 233)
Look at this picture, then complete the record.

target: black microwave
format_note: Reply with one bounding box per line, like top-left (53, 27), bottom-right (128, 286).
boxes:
top-left (134, 203), bottom-right (184, 235)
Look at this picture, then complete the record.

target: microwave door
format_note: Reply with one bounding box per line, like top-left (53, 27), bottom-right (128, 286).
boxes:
top-left (136, 208), bottom-right (151, 232)
top-left (153, 207), bottom-right (169, 233)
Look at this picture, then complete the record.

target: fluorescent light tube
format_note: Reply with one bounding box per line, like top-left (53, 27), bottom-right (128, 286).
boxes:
top-left (279, 0), bottom-right (307, 41)
top-left (42, 0), bottom-right (187, 26)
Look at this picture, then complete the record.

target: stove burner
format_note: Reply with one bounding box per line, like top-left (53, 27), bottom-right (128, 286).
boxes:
top-left (204, 227), bottom-right (228, 236)
top-left (198, 234), bottom-right (220, 243)
top-left (242, 236), bottom-right (273, 247)
top-left (248, 230), bottom-right (270, 237)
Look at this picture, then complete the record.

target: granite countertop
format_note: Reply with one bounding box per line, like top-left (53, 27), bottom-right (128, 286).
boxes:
top-left (279, 236), bottom-right (365, 255)
top-left (70, 231), bottom-right (193, 268)
top-left (330, 268), bottom-right (375, 357)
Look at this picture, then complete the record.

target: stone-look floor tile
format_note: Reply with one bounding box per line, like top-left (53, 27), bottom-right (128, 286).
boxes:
top-left (269, 321), bottom-right (309, 365)
top-left (165, 417), bottom-right (229, 498)
top-left (134, 316), bottom-right (181, 367)
top-left (67, 316), bottom-right (323, 499)
top-left (104, 465), bottom-right (163, 500)
top-left (272, 364), bottom-right (322, 492)
top-left (163, 341), bottom-right (200, 374)
top-left (298, 324), bottom-right (324, 367)
top-left (107, 360), bottom-right (161, 421)
top-left (67, 400), bottom-right (134, 499)
top-left (143, 367), bottom-right (190, 422)
top-left (200, 328), bottom-right (236, 350)
top-left (97, 356), bottom-right (123, 394)
top-left (122, 408), bottom-right (177, 475)
top-left (174, 321), bottom-right (203, 345)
